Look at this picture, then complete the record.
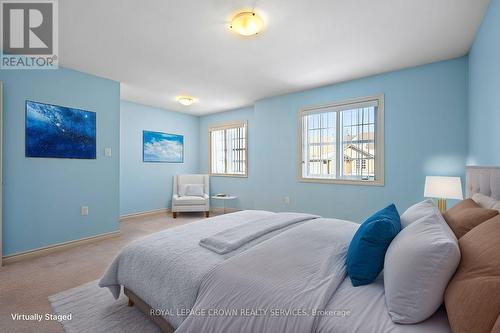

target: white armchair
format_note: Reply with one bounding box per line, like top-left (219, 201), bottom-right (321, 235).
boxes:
top-left (172, 174), bottom-right (210, 218)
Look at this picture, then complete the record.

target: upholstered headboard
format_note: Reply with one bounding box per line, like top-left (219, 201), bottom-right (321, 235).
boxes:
top-left (466, 166), bottom-right (500, 200)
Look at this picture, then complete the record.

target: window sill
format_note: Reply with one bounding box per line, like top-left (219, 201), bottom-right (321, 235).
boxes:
top-left (210, 173), bottom-right (248, 178)
top-left (298, 177), bottom-right (384, 186)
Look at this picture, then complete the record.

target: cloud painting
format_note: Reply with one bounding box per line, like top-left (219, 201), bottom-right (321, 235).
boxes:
top-left (143, 131), bottom-right (184, 163)
top-left (25, 100), bottom-right (96, 159)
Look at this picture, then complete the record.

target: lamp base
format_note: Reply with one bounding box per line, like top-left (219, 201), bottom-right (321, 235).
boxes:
top-left (437, 198), bottom-right (447, 213)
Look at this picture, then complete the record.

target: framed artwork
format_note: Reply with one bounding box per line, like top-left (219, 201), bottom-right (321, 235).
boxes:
top-left (25, 100), bottom-right (96, 159)
top-left (143, 130), bottom-right (184, 163)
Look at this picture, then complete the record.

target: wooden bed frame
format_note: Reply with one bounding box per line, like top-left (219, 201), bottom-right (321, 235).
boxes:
top-left (124, 287), bottom-right (175, 333)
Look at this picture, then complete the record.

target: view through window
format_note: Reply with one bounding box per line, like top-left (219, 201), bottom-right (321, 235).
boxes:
top-left (299, 95), bottom-right (384, 184)
top-left (209, 121), bottom-right (247, 176)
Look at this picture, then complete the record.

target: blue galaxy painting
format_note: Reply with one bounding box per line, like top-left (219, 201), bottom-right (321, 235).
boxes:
top-left (143, 131), bottom-right (184, 163)
top-left (25, 101), bottom-right (96, 159)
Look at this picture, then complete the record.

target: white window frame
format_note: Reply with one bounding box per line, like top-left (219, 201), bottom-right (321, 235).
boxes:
top-left (297, 94), bottom-right (384, 186)
top-left (209, 120), bottom-right (248, 177)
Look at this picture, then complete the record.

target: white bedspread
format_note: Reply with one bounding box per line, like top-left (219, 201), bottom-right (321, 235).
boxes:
top-left (177, 218), bottom-right (358, 333)
top-left (99, 210), bottom-right (311, 328)
top-left (100, 209), bottom-right (452, 332)
top-left (177, 217), bottom-right (451, 333)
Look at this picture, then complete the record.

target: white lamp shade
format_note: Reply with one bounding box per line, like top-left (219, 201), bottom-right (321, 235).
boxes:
top-left (424, 176), bottom-right (463, 200)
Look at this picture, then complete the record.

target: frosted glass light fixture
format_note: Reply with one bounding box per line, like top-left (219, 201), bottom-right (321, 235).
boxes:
top-left (176, 95), bottom-right (197, 106)
top-left (230, 11), bottom-right (264, 37)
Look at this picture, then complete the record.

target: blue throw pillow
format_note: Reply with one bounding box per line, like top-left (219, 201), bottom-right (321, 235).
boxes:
top-left (346, 204), bottom-right (401, 287)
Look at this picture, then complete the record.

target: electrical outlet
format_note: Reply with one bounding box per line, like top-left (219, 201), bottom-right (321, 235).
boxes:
top-left (283, 196), bottom-right (290, 204)
top-left (81, 206), bottom-right (89, 216)
top-left (104, 147), bottom-right (112, 157)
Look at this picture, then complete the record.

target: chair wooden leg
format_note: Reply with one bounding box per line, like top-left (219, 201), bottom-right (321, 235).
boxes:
top-left (128, 298), bottom-right (134, 307)
top-left (205, 211), bottom-right (209, 218)
top-left (173, 212), bottom-right (177, 218)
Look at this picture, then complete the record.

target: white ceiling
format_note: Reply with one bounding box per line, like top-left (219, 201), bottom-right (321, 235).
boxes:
top-left (60, 0), bottom-right (490, 115)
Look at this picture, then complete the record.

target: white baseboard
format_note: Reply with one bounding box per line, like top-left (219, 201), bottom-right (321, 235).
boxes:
top-left (120, 208), bottom-right (170, 221)
top-left (2, 230), bottom-right (121, 265)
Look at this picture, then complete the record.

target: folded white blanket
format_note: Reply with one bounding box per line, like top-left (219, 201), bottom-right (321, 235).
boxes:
top-left (199, 212), bottom-right (319, 254)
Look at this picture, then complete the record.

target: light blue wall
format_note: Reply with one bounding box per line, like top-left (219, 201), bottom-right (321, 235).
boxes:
top-left (200, 58), bottom-right (468, 222)
top-left (468, 0), bottom-right (500, 165)
top-left (0, 36), bottom-right (479, 255)
top-left (120, 101), bottom-right (199, 215)
top-left (199, 107), bottom-right (255, 210)
top-left (0, 68), bottom-right (120, 256)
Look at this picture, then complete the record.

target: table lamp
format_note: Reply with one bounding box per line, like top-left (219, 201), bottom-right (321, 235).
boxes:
top-left (424, 176), bottom-right (463, 213)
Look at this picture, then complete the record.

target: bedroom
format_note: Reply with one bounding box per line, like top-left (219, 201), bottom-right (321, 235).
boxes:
top-left (0, 0), bottom-right (499, 332)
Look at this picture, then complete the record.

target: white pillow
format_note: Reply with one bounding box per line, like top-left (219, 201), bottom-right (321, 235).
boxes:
top-left (472, 193), bottom-right (500, 211)
top-left (400, 199), bottom-right (436, 228)
top-left (178, 184), bottom-right (189, 196)
top-left (185, 184), bottom-right (204, 197)
top-left (384, 205), bottom-right (460, 324)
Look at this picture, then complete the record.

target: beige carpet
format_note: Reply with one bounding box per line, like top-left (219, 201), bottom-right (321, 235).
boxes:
top-left (0, 212), bottom-right (209, 333)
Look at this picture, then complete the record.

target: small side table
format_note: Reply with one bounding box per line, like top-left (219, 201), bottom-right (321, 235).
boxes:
top-left (211, 195), bottom-right (238, 214)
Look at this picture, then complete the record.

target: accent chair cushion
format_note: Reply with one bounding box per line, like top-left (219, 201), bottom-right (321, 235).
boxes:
top-left (384, 204), bottom-right (460, 324)
top-left (346, 204), bottom-right (401, 287)
top-left (177, 174), bottom-right (206, 196)
top-left (179, 184), bottom-right (189, 196)
top-left (173, 195), bottom-right (207, 205)
top-left (185, 184), bottom-right (204, 197)
top-left (445, 214), bottom-right (500, 333)
top-left (443, 198), bottom-right (498, 238)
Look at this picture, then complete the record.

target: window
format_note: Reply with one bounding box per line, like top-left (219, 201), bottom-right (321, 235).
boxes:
top-left (298, 95), bottom-right (384, 185)
top-left (209, 121), bottom-right (247, 177)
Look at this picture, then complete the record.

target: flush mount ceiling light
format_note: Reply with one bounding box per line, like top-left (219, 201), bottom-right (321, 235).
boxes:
top-left (229, 11), bottom-right (264, 37)
top-left (176, 95), bottom-right (197, 106)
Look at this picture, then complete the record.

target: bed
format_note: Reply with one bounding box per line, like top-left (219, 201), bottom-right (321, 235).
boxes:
top-left (99, 166), bottom-right (500, 333)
